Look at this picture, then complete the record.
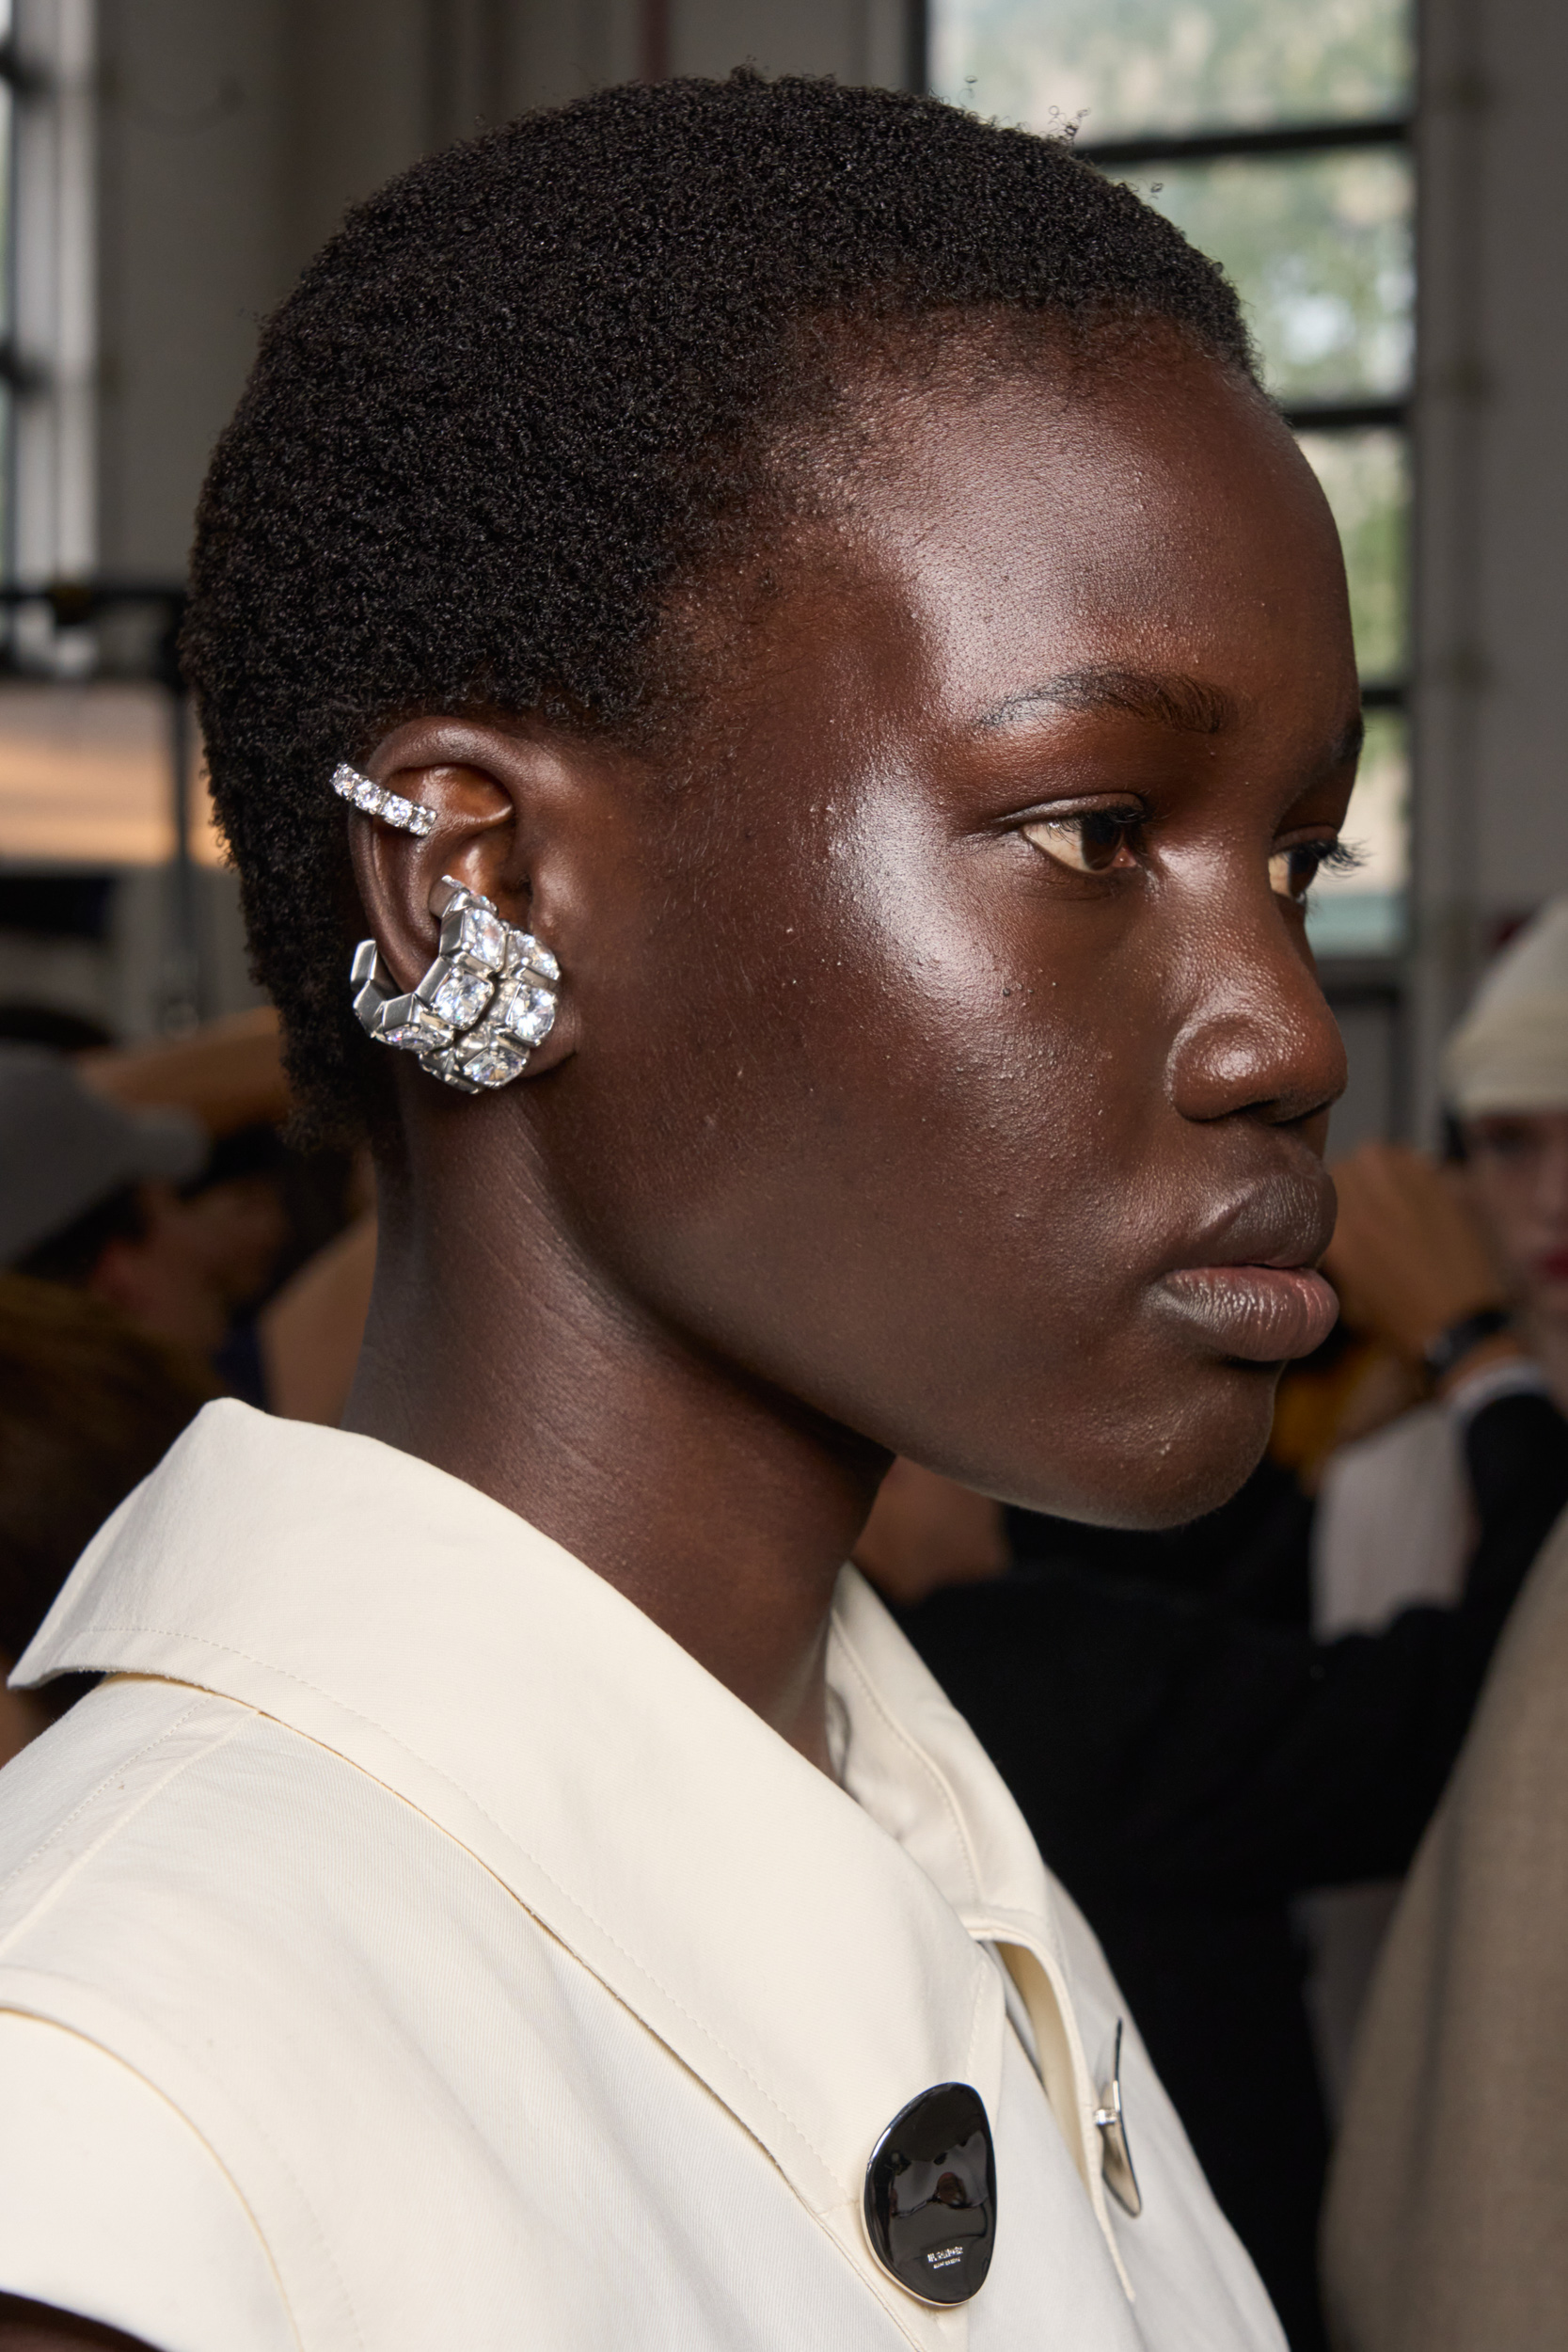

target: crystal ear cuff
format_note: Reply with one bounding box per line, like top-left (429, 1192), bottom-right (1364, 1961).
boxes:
top-left (349, 876), bottom-right (562, 1095)
top-left (331, 761), bottom-right (437, 836)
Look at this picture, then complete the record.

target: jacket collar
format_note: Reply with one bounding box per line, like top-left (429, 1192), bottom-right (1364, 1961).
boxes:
top-left (18, 1403), bottom-right (1125, 2332)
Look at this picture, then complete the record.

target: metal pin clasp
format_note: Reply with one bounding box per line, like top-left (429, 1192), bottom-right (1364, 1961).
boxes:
top-left (1093, 2020), bottom-right (1142, 2217)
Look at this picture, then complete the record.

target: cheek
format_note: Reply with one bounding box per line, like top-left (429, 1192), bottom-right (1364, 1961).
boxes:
top-left (563, 817), bottom-right (1175, 1424)
top-left (647, 803), bottom-right (1162, 1287)
top-left (549, 792), bottom-right (1275, 1525)
top-left (1468, 1166), bottom-right (1543, 1275)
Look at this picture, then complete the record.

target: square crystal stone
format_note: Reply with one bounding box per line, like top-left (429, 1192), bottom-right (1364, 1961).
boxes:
top-left (332, 764), bottom-right (358, 801)
top-left (506, 931), bottom-right (561, 984)
top-left (410, 805), bottom-right (436, 837)
top-left (381, 793), bottom-right (413, 829)
top-left (425, 963), bottom-right (493, 1029)
top-left (353, 777), bottom-right (384, 814)
top-left (457, 1034), bottom-right (531, 1087)
top-left (454, 903), bottom-right (507, 971)
top-left (499, 984), bottom-right (556, 1047)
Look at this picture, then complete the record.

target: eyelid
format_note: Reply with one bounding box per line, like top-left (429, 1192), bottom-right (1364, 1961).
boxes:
top-left (1006, 791), bottom-right (1148, 828)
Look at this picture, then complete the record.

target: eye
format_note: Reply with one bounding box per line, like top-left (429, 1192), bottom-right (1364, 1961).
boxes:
top-left (1473, 1119), bottom-right (1535, 1162)
top-left (1021, 808), bottom-right (1141, 875)
top-left (1268, 838), bottom-right (1362, 904)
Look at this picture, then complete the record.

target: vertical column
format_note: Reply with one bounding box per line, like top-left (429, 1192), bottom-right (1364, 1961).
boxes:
top-left (1411, 0), bottom-right (1568, 1132)
top-left (1408, 0), bottom-right (1486, 1137)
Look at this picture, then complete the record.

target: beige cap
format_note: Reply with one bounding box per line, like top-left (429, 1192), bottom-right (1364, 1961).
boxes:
top-left (1443, 897), bottom-right (1568, 1116)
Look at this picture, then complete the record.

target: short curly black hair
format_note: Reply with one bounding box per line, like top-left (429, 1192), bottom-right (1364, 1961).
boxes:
top-left (183, 72), bottom-right (1254, 1140)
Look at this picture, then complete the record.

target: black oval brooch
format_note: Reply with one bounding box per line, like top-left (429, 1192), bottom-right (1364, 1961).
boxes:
top-left (863, 2081), bottom-right (996, 2305)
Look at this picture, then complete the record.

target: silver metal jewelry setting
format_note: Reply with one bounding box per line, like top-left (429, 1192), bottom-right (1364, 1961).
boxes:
top-left (349, 875), bottom-right (562, 1094)
top-left (331, 760), bottom-right (437, 837)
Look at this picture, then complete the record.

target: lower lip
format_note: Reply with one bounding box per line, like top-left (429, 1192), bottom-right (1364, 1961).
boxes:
top-left (1537, 1253), bottom-right (1568, 1282)
top-left (1156, 1265), bottom-right (1339, 1363)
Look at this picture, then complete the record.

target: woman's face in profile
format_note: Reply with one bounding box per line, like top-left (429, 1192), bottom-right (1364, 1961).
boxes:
top-left (523, 332), bottom-right (1358, 1530)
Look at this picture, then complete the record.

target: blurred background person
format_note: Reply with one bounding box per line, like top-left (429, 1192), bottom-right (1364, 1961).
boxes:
top-left (0, 1019), bottom-right (373, 1420)
top-left (1320, 1493), bottom-right (1568, 2352)
top-left (0, 1273), bottom-right (216, 1764)
top-left (1315, 898), bottom-right (1568, 2352)
top-left (1311, 902), bottom-right (1568, 1630)
top-left (0, 1041), bottom-right (220, 1350)
top-left (1306, 899), bottom-right (1568, 2096)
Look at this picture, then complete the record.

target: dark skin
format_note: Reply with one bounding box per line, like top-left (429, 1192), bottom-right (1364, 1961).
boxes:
top-left (5, 331), bottom-right (1355, 2350)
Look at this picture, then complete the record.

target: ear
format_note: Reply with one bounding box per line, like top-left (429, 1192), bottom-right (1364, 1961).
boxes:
top-left (342, 717), bottom-right (591, 1081)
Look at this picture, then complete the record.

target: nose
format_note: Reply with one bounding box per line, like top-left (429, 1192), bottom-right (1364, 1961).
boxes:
top-left (1166, 908), bottom-right (1347, 1134)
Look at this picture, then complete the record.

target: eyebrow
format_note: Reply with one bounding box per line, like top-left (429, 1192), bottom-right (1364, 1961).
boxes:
top-left (979, 666), bottom-right (1237, 735)
top-left (979, 664), bottom-right (1367, 771)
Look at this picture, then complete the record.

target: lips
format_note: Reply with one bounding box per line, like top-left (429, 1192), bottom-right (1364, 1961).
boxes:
top-left (1152, 1169), bottom-right (1339, 1364)
top-left (1156, 1264), bottom-right (1339, 1363)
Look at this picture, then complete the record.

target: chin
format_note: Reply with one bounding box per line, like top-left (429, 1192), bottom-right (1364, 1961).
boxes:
top-left (1005, 1362), bottom-right (1279, 1532)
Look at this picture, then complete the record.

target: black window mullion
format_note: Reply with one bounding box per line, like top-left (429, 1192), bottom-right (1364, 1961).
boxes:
top-left (1073, 115), bottom-right (1410, 170)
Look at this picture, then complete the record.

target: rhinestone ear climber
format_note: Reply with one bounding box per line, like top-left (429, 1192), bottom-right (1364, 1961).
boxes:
top-left (331, 761), bottom-right (437, 837)
top-left (349, 876), bottom-right (562, 1095)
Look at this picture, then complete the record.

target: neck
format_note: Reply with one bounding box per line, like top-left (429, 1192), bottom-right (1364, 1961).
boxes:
top-left (343, 1136), bottom-right (885, 1773)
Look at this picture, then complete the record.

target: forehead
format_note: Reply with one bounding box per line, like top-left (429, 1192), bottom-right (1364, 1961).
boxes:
top-left (804, 340), bottom-right (1352, 722)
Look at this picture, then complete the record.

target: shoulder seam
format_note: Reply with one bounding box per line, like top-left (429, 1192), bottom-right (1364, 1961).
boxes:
top-left (0, 1699), bottom-right (255, 1963)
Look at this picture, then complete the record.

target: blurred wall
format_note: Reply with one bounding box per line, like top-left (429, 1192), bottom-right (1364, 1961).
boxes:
top-left (95, 0), bottom-right (917, 580)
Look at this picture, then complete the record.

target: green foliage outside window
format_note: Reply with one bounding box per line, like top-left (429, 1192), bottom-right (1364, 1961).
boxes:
top-left (932, 0), bottom-right (1411, 141)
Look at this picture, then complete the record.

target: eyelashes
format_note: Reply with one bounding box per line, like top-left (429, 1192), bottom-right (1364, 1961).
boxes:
top-left (1021, 808), bottom-right (1365, 905)
top-left (1268, 838), bottom-right (1366, 903)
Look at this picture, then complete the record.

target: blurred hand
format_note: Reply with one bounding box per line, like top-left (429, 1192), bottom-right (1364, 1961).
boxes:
top-left (1324, 1141), bottom-right (1507, 1363)
top-left (852, 1457), bottom-right (1007, 1608)
top-left (81, 1008), bottom-right (288, 1137)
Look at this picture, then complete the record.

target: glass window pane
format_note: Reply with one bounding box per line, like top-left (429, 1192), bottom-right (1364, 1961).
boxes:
top-left (0, 81), bottom-right (10, 342)
top-left (1108, 149), bottom-right (1413, 405)
top-left (933, 0), bottom-right (1413, 143)
top-left (1296, 425), bottom-right (1408, 682)
top-left (1307, 708), bottom-right (1407, 957)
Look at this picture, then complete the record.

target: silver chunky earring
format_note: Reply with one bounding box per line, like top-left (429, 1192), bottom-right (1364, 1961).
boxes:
top-left (331, 761), bottom-right (438, 837)
top-left (349, 876), bottom-right (562, 1094)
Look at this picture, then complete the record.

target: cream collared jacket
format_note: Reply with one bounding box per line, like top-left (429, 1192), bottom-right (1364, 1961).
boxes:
top-left (0, 1404), bottom-right (1281, 2352)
